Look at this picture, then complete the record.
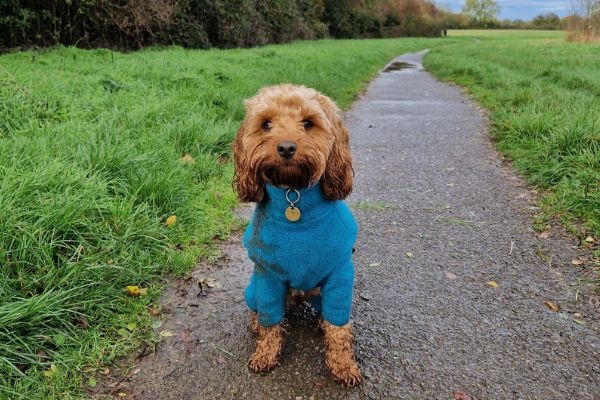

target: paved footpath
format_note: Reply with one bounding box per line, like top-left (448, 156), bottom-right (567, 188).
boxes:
top-left (113, 51), bottom-right (600, 400)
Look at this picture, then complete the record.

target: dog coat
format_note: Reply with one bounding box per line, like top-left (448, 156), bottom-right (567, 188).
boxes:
top-left (244, 182), bottom-right (358, 327)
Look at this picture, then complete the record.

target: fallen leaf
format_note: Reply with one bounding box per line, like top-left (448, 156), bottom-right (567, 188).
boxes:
top-left (544, 301), bottom-right (560, 312)
top-left (43, 364), bottom-right (58, 378)
top-left (198, 277), bottom-right (217, 288)
top-left (446, 272), bottom-right (457, 280)
top-left (148, 306), bottom-right (160, 317)
top-left (124, 285), bottom-right (147, 297)
top-left (486, 281), bottom-right (498, 288)
top-left (573, 319), bottom-right (584, 325)
top-left (118, 393), bottom-right (127, 398)
top-left (585, 236), bottom-right (594, 243)
top-left (368, 262), bottom-right (380, 267)
top-left (126, 322), bottom-right (137, 332)
top-left (159, 330), bottom-right (175, 338)
top-left (101, 367), bottom-right (110, 375)
top-left (453, 390), bottom-right (472, 400)
top-left (88, 377), bottom-right (97, 388)
top-left (180, 154), bottom-right (196, 164)
top-left (537, 231), bottom-right (551, 239)
top-left (165, 215), bottom-right (177, 228)
top-left (571, 259), bottom-right (584, 266)
top-left (405, 252), bottom-right (414, 259)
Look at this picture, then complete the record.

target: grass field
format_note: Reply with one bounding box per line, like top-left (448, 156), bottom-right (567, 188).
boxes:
top-left (1, 30), bottom-right (598, 399)
top-left (0, 37), bottom-right (451, 399)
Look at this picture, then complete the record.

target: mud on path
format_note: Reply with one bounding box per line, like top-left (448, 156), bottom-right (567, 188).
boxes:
top-left (97, 51), bottom-right (600, 399)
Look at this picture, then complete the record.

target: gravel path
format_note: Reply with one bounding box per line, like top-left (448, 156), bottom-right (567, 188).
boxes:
top-left (108, 51), bottom-right (600, 400)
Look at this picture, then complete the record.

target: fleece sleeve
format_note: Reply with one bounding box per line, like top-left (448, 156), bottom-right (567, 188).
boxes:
top-left (244, 273), bottom-right (287, 327)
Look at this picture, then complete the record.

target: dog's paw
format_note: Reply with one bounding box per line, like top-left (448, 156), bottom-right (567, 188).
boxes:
top-left (248, 324), bottom-right (283, 372)
top-left (329, 361), bottom-right (362, 387)
top-left (248, 350), bottom-right (279, 372)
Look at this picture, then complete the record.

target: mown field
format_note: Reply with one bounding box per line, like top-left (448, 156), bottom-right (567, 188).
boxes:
top-left (1, 30), bottom-right (598, 399)
top-left (0, 37), bottom-right (450, 399)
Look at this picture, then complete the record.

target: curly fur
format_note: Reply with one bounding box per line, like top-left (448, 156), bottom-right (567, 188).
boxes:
top-left (233, 84), bottom-right (353, 203)
top-left (234, 84), bottom-right (360, 387)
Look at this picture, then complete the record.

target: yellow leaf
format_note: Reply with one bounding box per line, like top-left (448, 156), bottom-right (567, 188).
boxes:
top-left (405, 252), bottom-right (414, 258)
top-left (118, 392), bottom-right (127, 397)
top-left (180, 154), bottom-right (196, 165)
top-left (125, 285), bottom-right (140, 297)
top-left (44, 364), bottom-right (58, 378)
top-left (544, 301), bottom-right (560, 312)
top-left (486, 281), bottom-right (498, 288)
top-left (165, 215), bottom-right (177, 228)
top-left (585, 236), bottom-right (594, 243)
top-left (159, 330), bottom-right (175, 338)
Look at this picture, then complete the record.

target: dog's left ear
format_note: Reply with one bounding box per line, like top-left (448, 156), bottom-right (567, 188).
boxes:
top-left (317, 94), bottom-right (353, 200)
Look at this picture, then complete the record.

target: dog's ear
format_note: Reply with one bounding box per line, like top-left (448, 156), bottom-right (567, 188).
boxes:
top-left (317, 94), bottom-right (353, 200)
top-left (233, 118), bottom-right (265, 203)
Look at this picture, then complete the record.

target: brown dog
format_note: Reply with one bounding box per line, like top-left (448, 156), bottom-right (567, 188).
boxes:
top-left (233, 84), bottom-right (361, 387)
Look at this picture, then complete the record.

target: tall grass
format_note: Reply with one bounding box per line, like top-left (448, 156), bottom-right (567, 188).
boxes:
top-left (426, 31), bottom-right (600, 236)
top-left (0, 38), bottom-right (451, 398)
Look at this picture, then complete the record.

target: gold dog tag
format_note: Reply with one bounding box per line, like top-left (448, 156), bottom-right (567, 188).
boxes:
top-left (285, 206), bottom-right (301, 222)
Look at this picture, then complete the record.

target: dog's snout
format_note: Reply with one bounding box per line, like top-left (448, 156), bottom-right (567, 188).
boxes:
top-left (277, 141), bottom-right (297, 159)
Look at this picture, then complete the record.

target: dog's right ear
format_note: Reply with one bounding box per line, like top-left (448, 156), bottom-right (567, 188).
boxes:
top-left (233, 119), bottom-right (265, 203)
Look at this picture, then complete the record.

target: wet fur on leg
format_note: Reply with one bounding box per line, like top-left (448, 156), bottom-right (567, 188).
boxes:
top-left (321, 320), bottom-right (362, 387)
top-left (248, 313), bottom-right (284, 372)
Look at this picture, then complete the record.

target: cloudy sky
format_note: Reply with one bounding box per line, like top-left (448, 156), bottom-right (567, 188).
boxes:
top-left (440, 0), bottom-right (573, 20)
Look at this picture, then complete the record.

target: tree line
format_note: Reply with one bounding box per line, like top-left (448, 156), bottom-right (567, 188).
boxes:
top-left (0, 0), bottom-right (447, 51)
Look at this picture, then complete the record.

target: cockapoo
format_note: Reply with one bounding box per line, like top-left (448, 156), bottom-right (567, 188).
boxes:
top-left (233, 84), bottom-right (361, 386)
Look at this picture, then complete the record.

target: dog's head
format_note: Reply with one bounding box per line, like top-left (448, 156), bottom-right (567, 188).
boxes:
top-left (233, 84), bottom-right (353, 203)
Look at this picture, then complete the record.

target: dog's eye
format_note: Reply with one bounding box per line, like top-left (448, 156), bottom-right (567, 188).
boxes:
top-left (262, 120), bottom-right (272, 130)
top-left (302, 120), bottom-right (314, 130)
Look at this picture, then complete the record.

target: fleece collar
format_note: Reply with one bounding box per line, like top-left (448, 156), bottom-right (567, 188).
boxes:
top-left (262, 182), bottom-right (334, 223)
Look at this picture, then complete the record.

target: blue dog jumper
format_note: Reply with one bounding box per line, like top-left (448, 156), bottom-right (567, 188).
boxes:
top-left (243, 182), bottom-right (358, 327)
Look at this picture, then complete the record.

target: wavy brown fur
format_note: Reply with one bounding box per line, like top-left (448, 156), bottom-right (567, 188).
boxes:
top-left (233, 84), bottom-right (353, 202)
top-left (248, 313), bottom-right (284, 372)
top-left (321, 320), bottom-right (362, 387)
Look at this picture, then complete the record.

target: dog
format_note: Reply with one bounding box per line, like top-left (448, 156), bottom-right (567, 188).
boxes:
top-left (232, 84), bottom-right (361, 386)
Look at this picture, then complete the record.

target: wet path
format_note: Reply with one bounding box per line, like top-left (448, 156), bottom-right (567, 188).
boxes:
top-left (114, 51), bottom-right (600, 399)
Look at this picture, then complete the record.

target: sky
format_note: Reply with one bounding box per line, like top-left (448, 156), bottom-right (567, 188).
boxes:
top-left (439, 0), bottom-right (573, 20)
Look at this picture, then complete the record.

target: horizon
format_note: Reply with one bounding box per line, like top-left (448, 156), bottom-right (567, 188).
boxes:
top-left (439, 0), bottom-right (574, 21)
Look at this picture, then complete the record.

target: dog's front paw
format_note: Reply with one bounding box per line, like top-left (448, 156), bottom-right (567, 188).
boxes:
top-left (328, 358), bottom-right (362, 387)
top-left (248, 349), bottom-right (279, 372)
top-left (322, 321), bottom-right (361, 387)
top-left (248, 324), bottom-right (283, 372)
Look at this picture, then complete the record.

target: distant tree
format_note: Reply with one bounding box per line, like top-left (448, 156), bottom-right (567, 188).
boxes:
top-left (532, 13), bottom-right (562, 29)
top-left (461, 0), bottom-right (500, 27)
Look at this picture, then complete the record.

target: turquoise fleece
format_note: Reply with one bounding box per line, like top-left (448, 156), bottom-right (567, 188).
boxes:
top-left (243, 182), bottom-right (358, 327)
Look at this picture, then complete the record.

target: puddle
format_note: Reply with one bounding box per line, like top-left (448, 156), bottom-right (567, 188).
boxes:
top-left (383, 61), bottom-right (418, 72)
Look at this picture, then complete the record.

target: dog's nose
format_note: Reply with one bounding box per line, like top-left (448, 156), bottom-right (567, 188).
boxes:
top-left (277, 141), bottom-right (297, 159)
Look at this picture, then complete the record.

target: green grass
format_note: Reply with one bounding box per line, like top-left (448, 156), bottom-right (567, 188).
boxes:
top-left (0, 37), bottom-right (452, 399)
top-left (425, 30), bottom-right (600, 237)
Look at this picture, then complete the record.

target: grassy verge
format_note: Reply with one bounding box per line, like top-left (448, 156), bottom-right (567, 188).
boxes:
top-left (0, 37), bottom-right (452, 399)
top-left (426, 31), bottom-right (600, 240)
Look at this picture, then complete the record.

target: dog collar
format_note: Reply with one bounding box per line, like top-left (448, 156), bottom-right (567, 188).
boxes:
top-left (264, 182), bottom-right (328, 223)
top-left (284, 189), bottom-right (301, 222)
